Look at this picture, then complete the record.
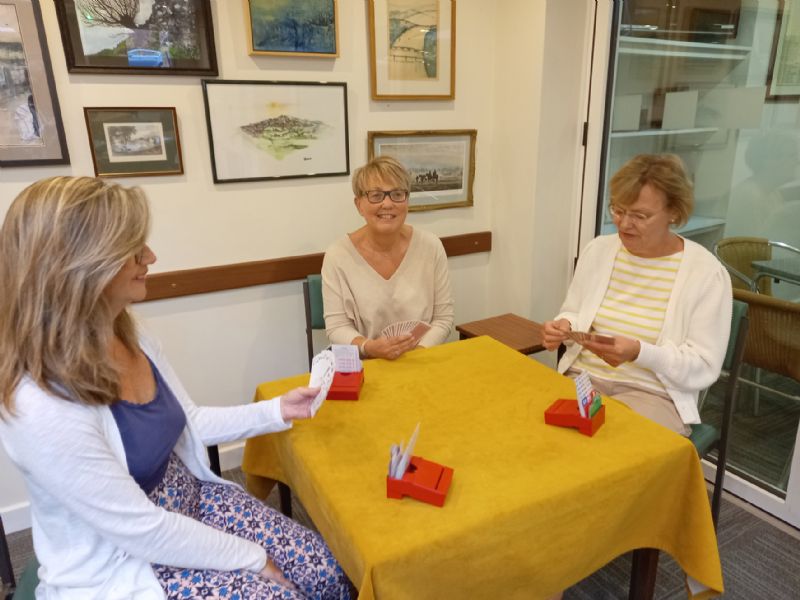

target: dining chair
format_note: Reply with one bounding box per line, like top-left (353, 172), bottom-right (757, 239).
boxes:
top-left (690, 299), bottom-right (749, 530)
top-left (714, 237), bottom-right (800, 294)
top-left (303, 274), bottom-right (325, 369)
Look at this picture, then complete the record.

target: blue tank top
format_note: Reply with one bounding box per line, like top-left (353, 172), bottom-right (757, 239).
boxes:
top-left (110, 358), bottom-right (187, 494)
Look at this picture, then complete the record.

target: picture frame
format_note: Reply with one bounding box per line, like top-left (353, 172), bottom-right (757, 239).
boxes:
top-left (202, 79), bottom-right (350, 184)
top-left (767, 0), bottom-right (800, 101)
top-left (0, 0), bottom-right (69, 166)
top-left (368, 0), bottom-right (456, 100)
top-left (368, 129), bottom-right (475, 211)
top-left (84, 107), bottom-right (184, 177)
top-left (245, 0), bottom-right (339, 57)
top-left (52, 0), bottom-right (218, 76)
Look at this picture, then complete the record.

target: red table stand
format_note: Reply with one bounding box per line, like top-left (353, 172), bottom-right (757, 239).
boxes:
top-left (386, 456), bottom-right (454, 507)
top-left (327, 370), bottom-right (364, 400)
top-left (544, 399), bottom-right (605, 436)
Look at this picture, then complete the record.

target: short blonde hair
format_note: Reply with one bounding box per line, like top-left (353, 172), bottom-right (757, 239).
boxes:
top-left (609, 154), bottom-right (693, 227)
top-left (351, 156), bottom-right (411, 197)
top-left (0, 176), bottom-right (150, 412)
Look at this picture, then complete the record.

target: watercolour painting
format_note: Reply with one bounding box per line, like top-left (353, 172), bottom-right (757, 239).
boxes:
top-left (246, 0), bottom-right (338, 57)
top-left (202, 80), bottom-right (349, 183)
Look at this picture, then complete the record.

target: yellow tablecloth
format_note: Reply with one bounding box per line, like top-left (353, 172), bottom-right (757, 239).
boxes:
top-left (242, 336), bottom-right (722, 600)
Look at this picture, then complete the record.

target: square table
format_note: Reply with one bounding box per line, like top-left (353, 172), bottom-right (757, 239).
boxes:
top-left (751, 257), bottom-right (800, 290)
top-left (455, 313), bottom-right (545, 354)
top-left (242, 337), bottom-right (722, 600)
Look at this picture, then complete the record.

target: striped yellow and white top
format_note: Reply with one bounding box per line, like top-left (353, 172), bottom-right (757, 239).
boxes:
top-left (573, 247), bottom-right (684, 394)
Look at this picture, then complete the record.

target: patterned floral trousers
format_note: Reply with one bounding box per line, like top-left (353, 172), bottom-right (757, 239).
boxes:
top-left (147, 455), bottom-right (350, 600)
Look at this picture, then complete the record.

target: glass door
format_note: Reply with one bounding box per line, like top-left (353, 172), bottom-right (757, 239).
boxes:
top-left (588, 0), bottom-right (800, 526)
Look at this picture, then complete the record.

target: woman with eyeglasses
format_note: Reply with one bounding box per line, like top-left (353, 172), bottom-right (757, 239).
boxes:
top-left (0, 177), bottom-right (349, 600)
top-left (322, 156), bottom-right (454, 360)
top-left (542, 154), bottom-right (732, 435)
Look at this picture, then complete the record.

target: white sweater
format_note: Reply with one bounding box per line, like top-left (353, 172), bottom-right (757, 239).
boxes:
top-left (322, 228), bottom-right (454, 347)
top-left (0, 332), bottom-right (291, 600)
top-left (556, 234), bottom-right (732, 424)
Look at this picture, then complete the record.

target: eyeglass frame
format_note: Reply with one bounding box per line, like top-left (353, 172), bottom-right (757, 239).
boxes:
top-left (608, 204), bottom-right (668, 227)
top-left (361, 189), bottom-right (409, 204)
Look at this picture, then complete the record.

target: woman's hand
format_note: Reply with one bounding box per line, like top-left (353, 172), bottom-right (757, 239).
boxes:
top-left (582, 335), bottom-right (640, 367)
top-left (258, 558), bottom-right (296, 590)
top-left (279, 387), bottom-right (319, 422)
top-left (364, 334), bottom-right (417, 360)
top-left (542, 319), bottom-right (571, 351)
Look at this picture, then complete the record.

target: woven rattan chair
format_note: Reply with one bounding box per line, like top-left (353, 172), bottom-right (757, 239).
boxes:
top-left (733, 288), bottom-right (800, 487)
top-left (715, 237), bottom-right (774, 293)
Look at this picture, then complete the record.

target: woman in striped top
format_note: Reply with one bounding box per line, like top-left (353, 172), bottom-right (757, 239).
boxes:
top-left (543, 154), bottom-right (732, 435)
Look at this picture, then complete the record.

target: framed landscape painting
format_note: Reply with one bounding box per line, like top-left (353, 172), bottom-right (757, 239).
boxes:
top-left (53, 0), bottom-right (218, 75)
top-left (368, 129), bottom-right (475, 211)
top-left (368, 0), bottom-right (455, 100)
top-left (202, 79), bottom-right (350, 183)
top-left (84, 107), bottom-right (183, 177)
top-left (0, 0), bottom-right (69, 166)
top-left (245, 0), bottom-right (339, 57)
top-left (767, 0), bottom-right (800, 100)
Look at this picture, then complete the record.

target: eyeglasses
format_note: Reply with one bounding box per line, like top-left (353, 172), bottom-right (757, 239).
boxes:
top-left (363, 189), bottom-right (409, 204)
top-left (608, 205), bottom-right (661, 226)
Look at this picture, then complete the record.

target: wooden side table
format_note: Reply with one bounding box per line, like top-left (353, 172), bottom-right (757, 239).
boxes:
top-left (455, 313), bottom-right (546, 355)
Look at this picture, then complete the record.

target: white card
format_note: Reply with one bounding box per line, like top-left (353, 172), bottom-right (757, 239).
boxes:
top-left (308, 350), bottom-right (335, 416)
top-left (331, 344), bottom-right (362, 373)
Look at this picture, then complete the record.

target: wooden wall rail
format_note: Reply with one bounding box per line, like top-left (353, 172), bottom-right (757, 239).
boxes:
top-left (143, 231), bottom-right (491, 302)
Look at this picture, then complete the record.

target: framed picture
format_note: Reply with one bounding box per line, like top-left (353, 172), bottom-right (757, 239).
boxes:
top-left (767, 0), bottom-right (800, 100)
top-left (0, 0), bottom-right (69, 166)
top-left (368, 129), bottom-right (475, 211)
top-left (53, 0), bottom-right (218, 75)
top-left (368, 0), bottom-right (455, 100)
top-left (84, 107), bottom-right (183, 177)
top-left (202, 79), bottom-right (350, 183)
top-left (245, 0), bottom-right (339, 57)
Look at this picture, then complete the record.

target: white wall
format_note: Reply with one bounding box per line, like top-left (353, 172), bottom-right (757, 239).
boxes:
top-left (1, 0), bottom-right (594, 532)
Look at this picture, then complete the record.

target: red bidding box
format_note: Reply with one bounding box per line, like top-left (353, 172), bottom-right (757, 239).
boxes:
top-left (386, 456), bottom-right (454, 507)
top-left (544, 399), bottom-right (605, 436)
top-left (327, 370), bottom-right (364, 400)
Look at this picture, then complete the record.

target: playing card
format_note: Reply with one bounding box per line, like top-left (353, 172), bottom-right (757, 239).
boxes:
top-left (381, 320), bottom-right (429, 339)
top-left (410, 321), bottom-right (431, 341)
top-left (308, 350), bottom-right (335, 416)
top-left (566, 331), bottom-right (615, 346)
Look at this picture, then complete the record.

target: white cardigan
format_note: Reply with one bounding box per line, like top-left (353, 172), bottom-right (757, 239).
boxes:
top-left (556, 234), bottom-right (732, 424)
top-left (0, 332), bottom-right (291, 600)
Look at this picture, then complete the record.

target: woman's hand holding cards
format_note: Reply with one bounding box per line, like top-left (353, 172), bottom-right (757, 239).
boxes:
top-left (583, 334), bottom-right (640, 367)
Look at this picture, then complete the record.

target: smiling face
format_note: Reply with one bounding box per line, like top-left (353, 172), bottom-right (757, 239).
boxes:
top-left (354, 176), bottom-right (409, 236)
top-left (104, 244), bottom-right (156, 316)
top-left (613, 183), bottom-right (679, 257)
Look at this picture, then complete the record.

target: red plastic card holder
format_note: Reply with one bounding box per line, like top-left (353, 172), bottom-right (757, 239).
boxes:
top-left (327, 370), bottom-right (364, 400)
top-left (386, 456), bottom-right (454, 507)
top-left (544, 399), bottom-right (605, 436)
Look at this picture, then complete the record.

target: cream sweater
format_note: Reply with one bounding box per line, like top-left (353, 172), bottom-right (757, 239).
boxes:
top-left (556, 234), bottom-right (732, 424)
top-left (322, 228), bottom-right (454, 347)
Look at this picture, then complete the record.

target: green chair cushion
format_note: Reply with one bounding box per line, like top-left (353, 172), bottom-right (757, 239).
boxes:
top-left (307, 274), bottom-right (324, 330)
top-left (690, 423), bottom-right (720, 457)
top-left (14, 557), bottom-right (38, 599)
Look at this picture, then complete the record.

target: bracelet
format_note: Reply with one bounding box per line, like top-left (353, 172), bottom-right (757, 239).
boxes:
top-left (360, 340), bottom-right (369, 358)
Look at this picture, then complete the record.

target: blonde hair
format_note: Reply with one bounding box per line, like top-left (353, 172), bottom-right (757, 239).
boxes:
top-left (609, 154), bottom-right (694, 227)
top-left (0, 176), bottom-right (150, 413)
top-left (351, 155), bottom-right (411, 196)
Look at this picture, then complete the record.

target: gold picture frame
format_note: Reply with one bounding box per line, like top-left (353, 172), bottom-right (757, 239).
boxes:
top-left (368, 0), bottom-right (456, 100)
top-left (368, 129), bottom-right (476, 211)
top-left (244, 0), bottom-right (339, 57)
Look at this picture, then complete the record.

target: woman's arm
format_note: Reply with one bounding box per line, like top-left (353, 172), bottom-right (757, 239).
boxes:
top-left (635, 263), bottom-right (732, 392)
top-left (1, 387), bottom-right (268, 573)
top-left (418, 240), bottom-right (454, 347)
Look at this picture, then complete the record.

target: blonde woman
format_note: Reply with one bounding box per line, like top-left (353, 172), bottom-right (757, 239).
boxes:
top-left (322, 156), bottom-right (454, 360)
top-left (0, 177), bottom-right (349, 600)
top-left (543, 154), bottom-right (732, 436)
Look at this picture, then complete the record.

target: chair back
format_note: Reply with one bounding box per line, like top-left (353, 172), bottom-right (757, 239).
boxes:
top-left (303, 274), bottom-right (324, 367)
top-left (715, 237), bottom-right (772, 293)
top-left (1, 515), bottom-right (14, 599)
top-left (733, 288), bottom-right (800, 382)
